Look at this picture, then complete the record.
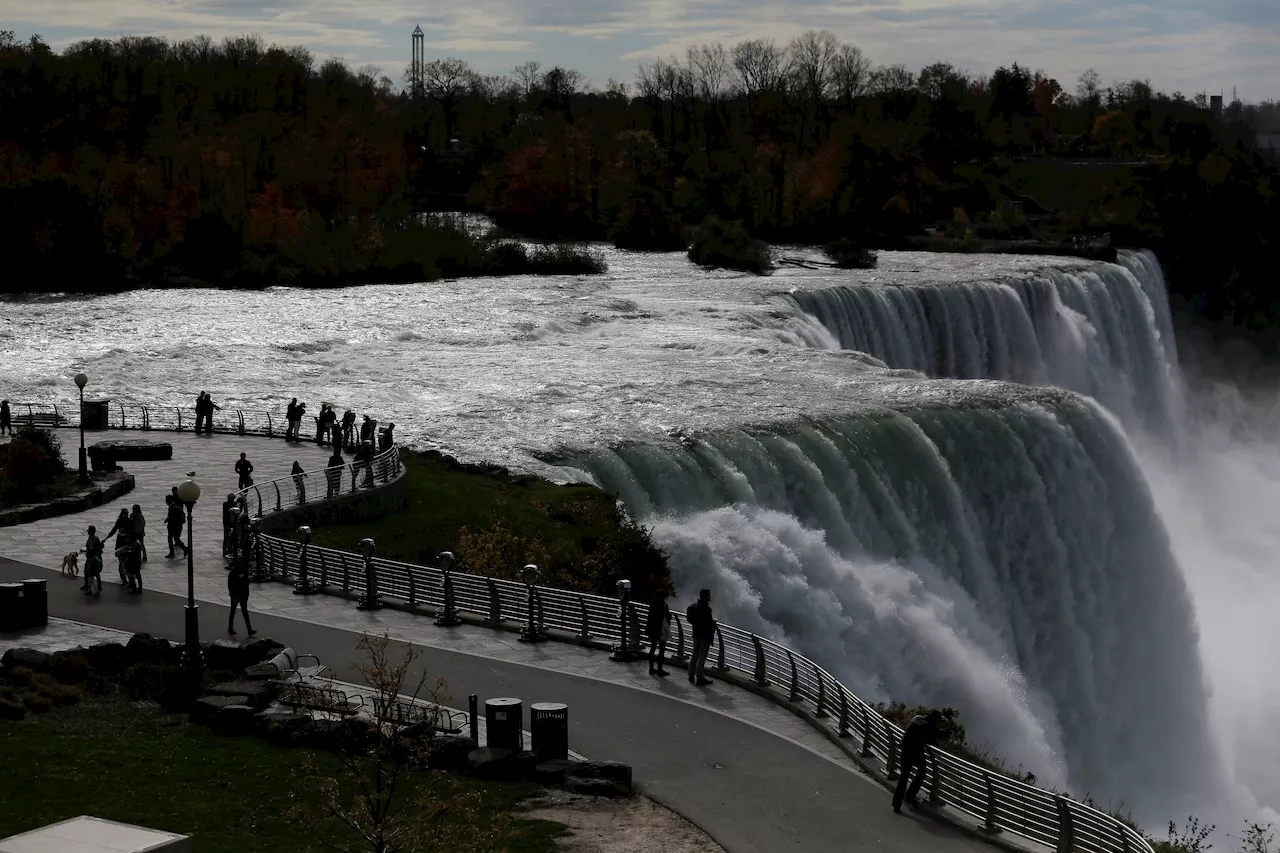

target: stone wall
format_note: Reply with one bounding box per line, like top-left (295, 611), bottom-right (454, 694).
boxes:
top-left (255, 474), bottom-right (406, 536)
top-left (0, 472), bottom-right (135, 527)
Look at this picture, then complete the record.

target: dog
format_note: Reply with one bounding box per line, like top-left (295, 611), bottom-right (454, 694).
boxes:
top-left (60, 552), bottom-right (80, 577)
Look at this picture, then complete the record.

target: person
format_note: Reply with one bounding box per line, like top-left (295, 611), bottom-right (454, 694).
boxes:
top-left (291, 460), bottom-right (306, 504)
top-left (81, 525), bottom-right (103, 596)
top-left (130, 504), bottom-right (147, 563)
top-left (315, 404), bottom-right (332, 445)
top-left (124, 533), bottom-right (144, 594)
top-left (222, 492), bottom-right (238, 557)
top-left (359, 415), bottom-right (375, 444)
top-left (193, 393), bottom-right (205, 433)
top-left (226, 554), bottom-right (256, 635)
top-left (378, 422), bottom-right (395, 451)
top-left (893, 710), bottom-right (944, 813)
top-left (646, 589), bottom-right (672, 676)
top-left (341, 408), bottom-right (357, 448)
top-left (165, 495), bottom-right (188, 558)
top-left (202, 392), bottom-right (220, 433)
top-left (285, 398), bottom-right (299, 441)
top-left (292, 401), bottom-right (307, 443)
top-left (234, 452), bottom-right (254, 489)
top-left (686, 588), bottom-right (716, 685)
top-left (104, 508), bottom-right (133, 585)
top-left (0, 399), bottom-right (11, 436)
top-left (325, 447), bottom-right (345, 499)
top-left (352, 441), bottom-right (375, 489)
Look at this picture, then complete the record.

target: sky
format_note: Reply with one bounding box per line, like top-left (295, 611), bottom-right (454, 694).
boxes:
top-left (1, 0), bottom-right (1276, 102)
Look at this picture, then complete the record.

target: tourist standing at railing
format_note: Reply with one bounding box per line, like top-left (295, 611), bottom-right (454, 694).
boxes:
top-left (204, 393), bottom-right (220, 433)
top-left (686, 589), bottom-right (716, 686)
top-left (316, 404), bottom-right (336, 445)
top-left (892, 710), bottom-right (943, 814)
top-left (325, 448), bottom-right (344, 498)
top-left (646, 590), bottom-right (672, 677)
top-left (164, 495), bottom-right (188, 558)
top-left (360, 415), bottom-right (375, 445)
top-left (235, 452), bottom-right (254, 489)
top-left (193, 393), bottom-right (205, 433)
top-left (341, 408), bottom-right (356, 449)
top-left (0, 399), bottom-right (10, 436)
top-left (378, 422), bottom-right (395, 451)
top-left (352, 441), bottom-right (375, 489)
top-left (130, 504), bottom-right (147, 563)
top-left (285, 398), bottom-right (299, 441)
top-left (291, 461), bottom-right (306, 504)
top-left (222, 493), bottom-right (237, 557)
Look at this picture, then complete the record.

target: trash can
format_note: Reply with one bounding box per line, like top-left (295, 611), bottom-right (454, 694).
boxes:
top-left (83, 399), bottom-right (112, 429)
top-left (0, 583), bottom-right (23, 633)
top-left (530, 702), bottom-right (569, 759)
top-left (20, 578), bottom-right (47, 629)
top-left (485, 697), bottom-right (522, 751)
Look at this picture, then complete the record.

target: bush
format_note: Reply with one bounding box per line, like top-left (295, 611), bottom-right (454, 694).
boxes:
top-left (124, 663), bottom-right (201, 711)
top-left (823, 237), bottom-right (879, 269)
top-left (20, 693), bottom-right (52, 714)
top-left (0, 694), bottom-right (24, 721)
top-left (610, 190), bottom-right (687, 251)
top-left (0, 426), bottom-right (66, 500)
top-left (526, 244), bottom-right (607, 275)
top-left (3, 666), bottom-right (35, 689)
top-left (50, 653), bottom-right (92, 685)
top-left (687, 216), bottom-right (772, 274)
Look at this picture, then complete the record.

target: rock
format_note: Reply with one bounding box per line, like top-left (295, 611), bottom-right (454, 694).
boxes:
top-left (566, 761), bottom-right (632, 789)
top-left (255, 711), bottom-right (313, 746)
top-left (1, 648), bottom-right (51, 672)
top-left (509, 750), bottom-right (544, 780)
top-left (534, 759), bottom-right (575, 784)
top-left (467, 747), bottom-right (518, 781)
top-left (126, 633), bottom-right (178, 666)
top-left (205, 680), bottom-right (277, 711)
top-left (428, 735), bottom-right (475, 772)
top-left (565, 777), bottom-right (631, 798)
top-left (78, 642), bottom-right (127, 674)
top-left (88, 439), bottom-right (173, 472)
top-left (204, 640), bottom-right (250, 672)
top-left (211, 704), bottom-right (256, 736)
top-left (243, 662), bottom-right (281, 681)
top-left (243, 637), bottom-right (285, 664)
top-left (190, 694), bottom-right (249, 726)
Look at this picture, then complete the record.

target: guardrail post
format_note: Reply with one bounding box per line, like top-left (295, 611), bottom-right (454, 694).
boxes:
top-left (273, 482), bottom-right (282, 512)
top-left (837, 689), bottom-right (852, 737)
top-left (814, 665), bottom-right (829, 718)
top-left (577, 596), bottom-right (591, 641)
top-left (714, 625), bottom-right (726, 671)
top-left (487, 578), bottom-right (502, 622)
top-left (118, 403), bottom-right (125, 429)
top-left (927, 750), bottom-right (945, 805)
top-left (251, 485), bottom-right (264, 518)
top-left (142, 406), bottom-right (150, 430)
top-left (982, 772), bottom-right (1001, 834)
top-left (357, 539), bottom-right (381, 610)
top-left (266, 413), bottom-right (273, 437)
top-left (885, 724), bottom-right (900, 779)
top-left (785, 650), bottom-right (800, 702)
top-left (237, 410), bottom-right (246, 435)
top-left (293, 527), bottom-right (314, 595)
top-left (673, 618), bottom-right (687, 661)
top-left (750, 634), bottom-right (768, 686)
top-left (176, 406), bottom-right (183, 431)
top-left (860, 708), bottom-right (873, 757)
top-left (611, 580), bottom-right (639, 661)
top-left (407, 565), bottom-right (418, 607)
top-left (1054, 796), bottom-right (1073, 853)
top-left (1121, 829), bottom-right (1134, 853)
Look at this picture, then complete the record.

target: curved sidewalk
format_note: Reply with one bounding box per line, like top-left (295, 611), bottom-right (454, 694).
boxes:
top-left (0, 430), bottom-right (998, 853)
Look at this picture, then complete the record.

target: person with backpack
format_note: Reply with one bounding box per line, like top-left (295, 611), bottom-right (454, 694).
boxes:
top-left (892, 710), bottom-right (944, 813)
top-left (686, 588), bottom-right (716, 685)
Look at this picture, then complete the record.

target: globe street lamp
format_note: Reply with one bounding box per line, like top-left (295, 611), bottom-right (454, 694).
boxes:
top-left (519, 564), bottom-right (547, 643)
top-left (177, 475), bottom-right (203, 671)
top-left (74, 372), bottom-right (88, 483)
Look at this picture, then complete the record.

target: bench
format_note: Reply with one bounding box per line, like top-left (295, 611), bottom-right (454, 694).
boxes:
top-left (278, 681), bottom-right (365, 715)
top-left (255, 647), bottom-right (327, 683)
top-left (371, 696), bottom-right (465, 734)
top-left (13, 413), bottom-right (69, 428)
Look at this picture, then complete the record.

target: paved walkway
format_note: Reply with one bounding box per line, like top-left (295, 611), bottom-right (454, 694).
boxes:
top-left (0, 430), bottom-right (1001, 853)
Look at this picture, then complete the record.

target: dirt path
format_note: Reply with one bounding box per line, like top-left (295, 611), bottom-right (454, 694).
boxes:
top-left (524, 791), bottom-right (727, 853)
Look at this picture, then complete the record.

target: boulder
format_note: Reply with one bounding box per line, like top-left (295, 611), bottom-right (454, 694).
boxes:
top-left (88, 439), bottom-right (173, 472)
top-left (255, 711), bottom-right (313, 746)
top-left (1, 648), bottom-right (51, 672)
top-left (534, 759), bottom-right (575, 785)
top-left (243, 637), bottom-right (285, 664)
top-left (126, 633), bottom-right (178, 666)
top-left (78, 642), bottom-right (127, 674)
top-left (190, 694), bottom-right (249, 726)
top-left (243, 662), bottom-right (280, 681)
top-left (565, 777), bottom-right (631, 798)
top-left (211, 704), bottom-right (257, 736)
top-left (205, 680), bottom-right (276, 712)
top-left (428, 735), bottom-right (475, 772)
top-left (467, 747), bottom-right (518, 781)
top-left (566, 761), bottom-right (632, 790)
top-left (204, 640), bottom-right (250, 672)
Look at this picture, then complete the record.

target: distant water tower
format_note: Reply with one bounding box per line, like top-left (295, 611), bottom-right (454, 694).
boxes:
top-left (411, 25), bottom-right (424, 97)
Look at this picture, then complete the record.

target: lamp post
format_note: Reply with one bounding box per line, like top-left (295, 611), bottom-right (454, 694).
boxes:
top-left (519, 563), bottom-right (547, 643)
top-left (74, 372), bottom-right (88, 482)
top-left (357, 537), bottom-right (381, 610)
top-left (610, 579), bottom-right (638, 662)
top-left (435, 551), bottom-right (461, 626)
top-left (176, 475), bottom-right (202, 672)
top-left (294, 526), bottom-right (313, 594)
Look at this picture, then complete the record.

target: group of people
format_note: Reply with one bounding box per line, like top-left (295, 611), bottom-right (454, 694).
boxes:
top-left (81, 504), bottom-right (147, 596)
top-left (193, 392), bottom-right (220, 433)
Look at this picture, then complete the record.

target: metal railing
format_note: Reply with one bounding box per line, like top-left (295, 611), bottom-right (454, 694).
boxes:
top-left (6, 401), bottom-right (381, 441)
top-left (250, 533), bottom-right (1152, 853)
top-left (234, 443), bottom-right (404, 519)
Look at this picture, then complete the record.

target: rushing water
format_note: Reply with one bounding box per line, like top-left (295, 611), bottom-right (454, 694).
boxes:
top-left (3, 247), bottom-right (1275, 828)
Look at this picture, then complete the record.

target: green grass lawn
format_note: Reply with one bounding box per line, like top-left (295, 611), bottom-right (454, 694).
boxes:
top-left (0, 693), bottom-right (567, 853)
top-left (309, 451), bottom-right (670, 598)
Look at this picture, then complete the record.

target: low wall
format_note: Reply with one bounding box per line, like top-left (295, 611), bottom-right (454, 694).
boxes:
top-left (0, 472), bottom-right (135, 527)
top-left (254, 474), bottom-right (406, 536)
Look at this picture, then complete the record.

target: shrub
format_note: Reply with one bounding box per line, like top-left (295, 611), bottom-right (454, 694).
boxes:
top-left (4, 666), bottom-right (35, 688)
top-left (43, 684), bottom-right (82, 707)
top-left (823, 238), bottom-right (879, 269)
top-left (50, 653), bottom-right (92, 686)
top-left (0, 427), bottom-right (65, 500)
top-left (610, 190), bottom-right (687, 251)
top-left (20, 693), bottom-right (52, 714)
top-left (687, 216), bottom-right (772, 274)
top-left (124, 663), bottom-right (200, 710)
top-left (0, 695), bottom-right (24, 721)
top-left (526, 244), bottom-right (607, 275)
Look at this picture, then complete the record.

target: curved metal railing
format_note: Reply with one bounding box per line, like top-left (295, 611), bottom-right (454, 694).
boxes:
top-left (234, 443), bottom-right (404, 519)
top-left (250, 534), bottom-right (1152, 853)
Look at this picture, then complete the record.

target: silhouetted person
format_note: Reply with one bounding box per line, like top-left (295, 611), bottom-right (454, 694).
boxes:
top-left (291, 460), bottom-right (306, 504)
top-left (893, 710), bottom-right (943, 813)
top-left (379, 422), bottom-right (395, 451)
top-left (203, 392), bottom-right (220, 433)
top-left (82, 525), bottom-right (103, 596)
top-left (165, 495), bottom-right (188, 558)
top-left (124, 534), bottom-right (144, 594)
top-left (0, 400), bottom-right (11, 435)
top-left (235, 452), bottom-right (254, 488)
top-left (226, 557), bottom-right (255, 635)
top-left (341, 408), bottom-right (356, 448)
top-left (285, 397), bottom-right (299, 441)
top-left (222, 492), bottom-right (237, 557)
top-left (316, 404), bottom-right (334, 444)
top-left (130, 504), bottom-right (146, 563)
top-left (193, 392), bottom-right (205, 433)
top-left (292, 402), bottom-right (307, 443)
top-left (353, 441), bottom-right (375, 489)
top-left (686, 588), bottom-right (715, 685)
top-left (326, 448), bottom-right (345, 498)
top-left (359, 414), bottom-right (375, 444)
top-left (646, 589), bottom-right (671, 676)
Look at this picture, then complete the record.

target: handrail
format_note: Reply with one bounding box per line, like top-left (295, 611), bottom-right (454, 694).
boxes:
top-left (250, 532), bottom-right (1153, 853)
top-left (234, 443), bottom-right (403, 518)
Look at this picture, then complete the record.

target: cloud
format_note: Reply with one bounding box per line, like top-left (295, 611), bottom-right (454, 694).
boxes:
top-left (1, 0), bottom-right (1275, 100)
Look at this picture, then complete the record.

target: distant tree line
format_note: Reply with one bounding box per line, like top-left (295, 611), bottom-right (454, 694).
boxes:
top-left (0, 29), bottom-right (1276, 335)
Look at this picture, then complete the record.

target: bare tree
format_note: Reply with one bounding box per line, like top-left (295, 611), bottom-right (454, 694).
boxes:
top-left (686, 43), bottom-right (730, 101)
top-left (1076, 68), bottom-right (1103, 108)
top-left (511, 60), bottom-right (542, 99)
top-left (421, 57), bottom-right (476, 142)
top-left (787, 30), bottom-right (839, 104)
top-left (868, 63), bottom-right (916, 94)
top-left (917, 61), bottom-right (968, 102)
top-left (831, 44), bottom-right (872, 107)
top-left (731, 38), bottom-right (788, 118)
